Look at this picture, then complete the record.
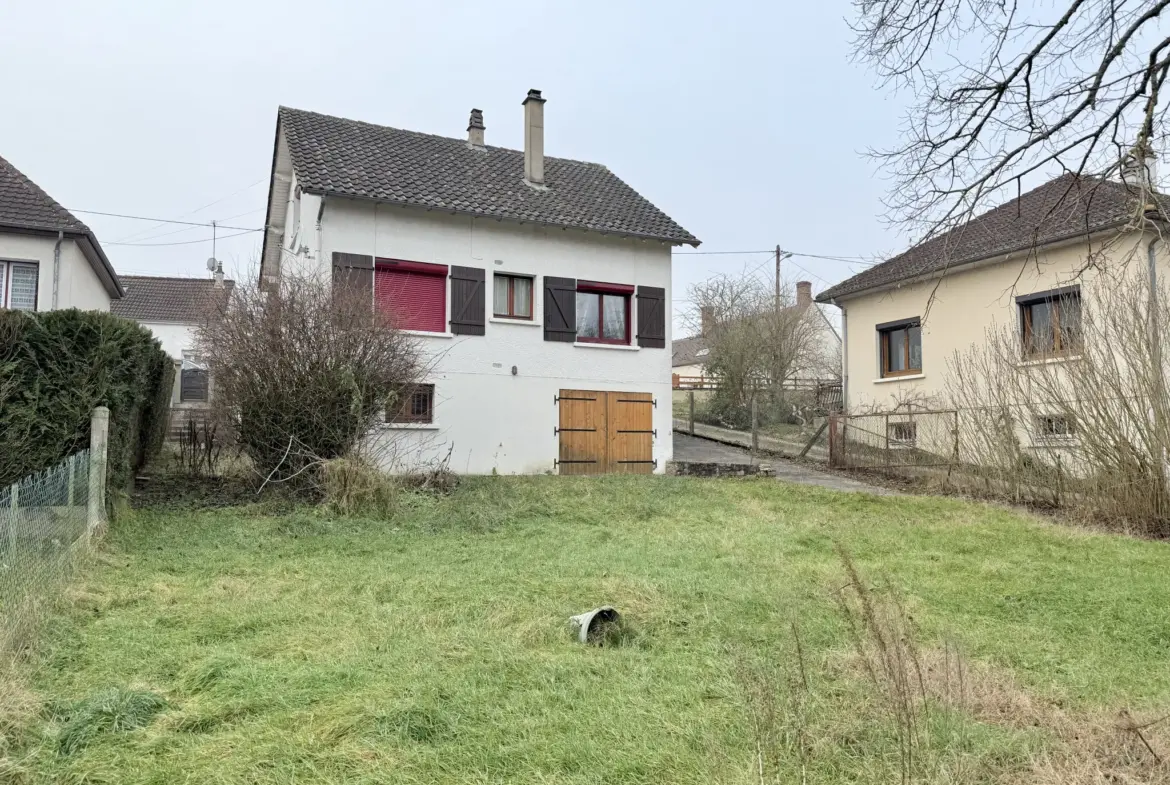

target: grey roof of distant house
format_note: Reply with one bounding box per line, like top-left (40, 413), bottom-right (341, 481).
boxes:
top-left (672, 335), bottom-right (709, 367)
top-left (277, 106), bottom-right (700, 246)
top-left (111, 276), bottom-right (233, 323)
top-left (0, 154), bottom-right (123, 297)
top-left (817, 174), bottom-right (1158, 302)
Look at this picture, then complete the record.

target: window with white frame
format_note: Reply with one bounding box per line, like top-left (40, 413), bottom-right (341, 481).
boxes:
top-left (0, 262), bottom-right (38, 311)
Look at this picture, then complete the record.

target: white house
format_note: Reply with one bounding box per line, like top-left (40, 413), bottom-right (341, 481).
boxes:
top-left (259, 91), bottom-right (700, 474)
top-left (110, 273), bottom-right (233, 433)
top-left (0, 154), bottom-right (122, 311)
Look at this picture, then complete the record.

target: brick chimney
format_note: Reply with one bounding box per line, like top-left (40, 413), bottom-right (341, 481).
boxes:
top-left (700, 305), bottom-right (715, 335)
top-left (467, 108), bottom-right (485, 147)
top-left (522, 89), bottom-right (546, 185)
top-left (796, 281), bottom-right (813, 308)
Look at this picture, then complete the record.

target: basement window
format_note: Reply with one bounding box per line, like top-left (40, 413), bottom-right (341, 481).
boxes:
top-left (887, 421), bottom-right (918, 447)
top-left (388, 384), bottom-right (435, 424)
top-left (1035, 414), bottom-right (1076, 442)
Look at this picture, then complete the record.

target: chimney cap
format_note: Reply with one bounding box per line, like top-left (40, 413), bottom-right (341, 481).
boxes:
top-left (468, 108), bottom-right (485, 131)
top-left (523, 88), bottom-right (546, 104)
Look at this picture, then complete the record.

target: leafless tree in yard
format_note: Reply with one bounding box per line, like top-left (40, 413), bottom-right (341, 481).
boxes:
top-left (853, 0), bottom-right (1170, 241)
top-left (686, 274), bottom-right (836, 426)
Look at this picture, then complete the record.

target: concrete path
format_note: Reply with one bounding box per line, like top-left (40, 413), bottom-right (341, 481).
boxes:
top-left (672, 431), bottom-right (897, 495)
top-left (672, 418), bottom-right (829, 461)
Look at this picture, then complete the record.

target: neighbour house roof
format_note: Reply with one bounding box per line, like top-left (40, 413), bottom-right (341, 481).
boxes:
top-left (111, 276), bottom-right (233, 323)
top-left (817, 174), bottom-right (1162, 303)
top-left (672, 335), bottom-right (710, 368)
top-left (0, 154), bottom-right (123, 298)
top-left (274, 106), bottom-right (700, 246)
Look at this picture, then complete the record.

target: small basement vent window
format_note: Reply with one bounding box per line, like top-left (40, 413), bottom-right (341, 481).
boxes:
top-left (388, 384), bottom-right (435, 425)
top-left (887, 421), bottom-right (917, 446)
top-left (1035, 414), bottom-right (1076, 441)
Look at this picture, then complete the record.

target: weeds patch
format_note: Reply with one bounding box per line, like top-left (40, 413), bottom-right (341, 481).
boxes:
top-left (55, 688), bottom-right (167, 756)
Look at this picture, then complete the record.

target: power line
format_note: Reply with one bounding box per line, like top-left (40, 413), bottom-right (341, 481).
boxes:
top-left (672, 249), bottom-right (773, 256)
top-left (121, 207), bottom-right (266, 244)
top-left (110, 177), bottom-right (267, 243)
top-left (105, 229), bottom-right (259, 247)
top-left (67, 208), bottom-right (262, 232)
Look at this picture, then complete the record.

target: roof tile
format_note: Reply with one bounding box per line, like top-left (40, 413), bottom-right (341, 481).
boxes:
top-left (278, 106), bottom-right (700, 246)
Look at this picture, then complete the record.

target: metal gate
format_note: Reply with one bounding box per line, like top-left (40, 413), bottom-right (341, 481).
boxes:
top-left (556, 390), bottom-right (656, 474)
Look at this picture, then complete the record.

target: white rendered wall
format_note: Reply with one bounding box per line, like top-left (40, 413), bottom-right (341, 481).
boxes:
top-left (0, 233), bottom-right (111, 311)
top-left (306, 198), bottom-right (674, 475)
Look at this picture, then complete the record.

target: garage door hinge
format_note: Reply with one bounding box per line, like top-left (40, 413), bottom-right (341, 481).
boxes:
top-left (555, 427), bottom-right (596, 436)
top-left (617, 459), bottom-right (658, 468)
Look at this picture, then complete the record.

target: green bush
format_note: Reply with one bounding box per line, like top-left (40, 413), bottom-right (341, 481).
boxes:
top-left (0, 309), bottom-right (173, 494)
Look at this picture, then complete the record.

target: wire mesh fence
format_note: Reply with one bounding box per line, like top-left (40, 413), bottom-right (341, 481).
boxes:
top-left (0, 449), bottom-right (99, 653)
top-left (829, 409), bottom-right (959, 469)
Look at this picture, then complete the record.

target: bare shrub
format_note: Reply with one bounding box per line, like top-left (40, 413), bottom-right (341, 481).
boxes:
top-left (177, 419), bottom-right (223, 478)
top-left (197, 274), bottom-right (423, 487)
top-left (945, 265), bottom-right (1170, 534)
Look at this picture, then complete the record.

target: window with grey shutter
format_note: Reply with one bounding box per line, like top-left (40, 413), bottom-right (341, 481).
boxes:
top-left (332, 252), bottom-right (374, 298)
top-left (635, 286), bottom-right (666, 348)
top-left (180, 351), bottom-right (209, 402)
top-left (543, 277), bottom-right (577, 342)
top-left (449, 266), bottom-right (486, 336)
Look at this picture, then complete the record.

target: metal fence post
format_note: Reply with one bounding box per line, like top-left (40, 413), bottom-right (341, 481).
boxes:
top-left (688, 388), bottom-right (695, 436)
top-left (88, 406), bottom-right (110, 537)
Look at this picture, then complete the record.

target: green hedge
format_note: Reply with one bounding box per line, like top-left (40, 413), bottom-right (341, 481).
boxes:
top-left (0, 309), bottom-right (173, 494)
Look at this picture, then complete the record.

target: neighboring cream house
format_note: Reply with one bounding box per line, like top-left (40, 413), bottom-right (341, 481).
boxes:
top-left (259, 91), bottom-right (699, 474)
top-left (0, 154), bottom-right (122, 311)
top-left (817, 173), bottom-right (1164, 421)
top-left (110, 274), bottom-right (233, 434)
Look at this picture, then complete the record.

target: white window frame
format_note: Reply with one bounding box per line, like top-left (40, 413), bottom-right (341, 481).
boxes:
top-left (0, 260), bottom-right (39, 311)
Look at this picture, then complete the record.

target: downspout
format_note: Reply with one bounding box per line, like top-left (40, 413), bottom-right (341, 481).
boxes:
top-left (840, 304), bottom-right (849, 413)
top-left (52, 230), bottom-right (63, 309)
top-left (1148, 236), bottom-right (1168, 491)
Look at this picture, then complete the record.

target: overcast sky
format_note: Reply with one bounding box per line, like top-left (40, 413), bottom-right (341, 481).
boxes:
top-left (2, 0), bottom-right (909, 329)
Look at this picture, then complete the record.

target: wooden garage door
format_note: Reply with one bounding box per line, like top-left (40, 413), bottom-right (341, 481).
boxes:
top-left (558, 390), bottom-right (655, 474)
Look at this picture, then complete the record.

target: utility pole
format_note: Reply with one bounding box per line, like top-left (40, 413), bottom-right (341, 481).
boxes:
top-left (775, 245), bottom-right (782, 310)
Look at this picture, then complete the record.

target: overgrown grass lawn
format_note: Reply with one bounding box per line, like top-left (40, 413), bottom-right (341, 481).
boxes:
top-left (12, 477), bottom-right (1170, 783)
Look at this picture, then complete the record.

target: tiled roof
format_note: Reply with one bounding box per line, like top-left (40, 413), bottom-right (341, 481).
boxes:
top-left (0, 154), bottom-right (91, 234)
top-left (672, 335), bottom-right (709, 367)
top-left (111, 276), bottom-right (233, 323)
top-left (278, 106), bottom-right (700, 246)
top-left (0, 154), bottom-right (122, 298)
top-left (818, 175), bottom-right (1157, 302)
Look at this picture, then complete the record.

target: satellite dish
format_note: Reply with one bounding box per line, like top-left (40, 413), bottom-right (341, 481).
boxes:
top-left (206, 257), bottom-right (217, 271)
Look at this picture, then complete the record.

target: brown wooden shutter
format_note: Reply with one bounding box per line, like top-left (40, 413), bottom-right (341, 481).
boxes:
top-left (544, 277), bottom-right (577, 342)
top-left (332, 252), bottom-right (374, 297)
top-left (635, 285), bottom-right (666, 348)
top-left (449, 266), bottom-right (486, 336)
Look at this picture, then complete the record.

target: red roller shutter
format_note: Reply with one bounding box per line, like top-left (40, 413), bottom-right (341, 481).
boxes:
top-left (375, 260), bottom-right (447, 332)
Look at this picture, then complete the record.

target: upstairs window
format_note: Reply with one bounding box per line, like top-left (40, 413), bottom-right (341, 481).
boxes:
top-left (878, 319), bottom-right (922, 377)
top-left (576, 281), bottom-right (633, 345)
top-left (375, 260), bottom-right (447, 333)
top-left (493, 274), bottom-right (533, 319)
top-left (1019, 287), bottom-right (1082, 358)
top-left (0, 262), bottom-right (38, 311)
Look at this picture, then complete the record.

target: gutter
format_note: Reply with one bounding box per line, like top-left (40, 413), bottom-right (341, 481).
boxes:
top-left (52, 230), bottom-right (63, 309)
top-left (303, 189), bottom-right (702, 248)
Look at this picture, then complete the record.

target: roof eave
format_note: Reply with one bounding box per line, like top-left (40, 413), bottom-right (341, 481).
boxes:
top-left (0, 222), bottom-right (123, 298)
top-left (303, 188), bottom-right (701, 247)
top-left (816, 220), bottom-right (1137, 305)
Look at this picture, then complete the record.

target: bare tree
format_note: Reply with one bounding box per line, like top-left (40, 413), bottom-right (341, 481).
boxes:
top-left (197, 273), bottom-right (423, 486)
top-left (853, 0), bottom-right (1170, 239)
top-left (687, 275), bottom-right (834, 426)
